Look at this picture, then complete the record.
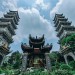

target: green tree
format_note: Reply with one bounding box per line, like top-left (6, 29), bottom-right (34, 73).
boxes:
top-left (8, 51), bottom-right (22, 69)
top-left (61, 33), bottom-right (75, 48)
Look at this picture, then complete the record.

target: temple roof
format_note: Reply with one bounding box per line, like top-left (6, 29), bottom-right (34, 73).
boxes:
top-left (21, 43), bottom-right (33, 53)
top-left (29, 34), bottom-right (44, 42)
top-left (0, 22), bottom-right (15, 35)
top-left (29, 34), bottom-right (45, 47)
top-left (21, 43), bottom-right (52, 53)
top-left (0, 18), bottom-right (17, 29)
top-left (53, 14), bottom-right (63, 21)
top-left (57, 25), bottom-right (75, 37)
top-left (21, 35), bottom-right (53, 53)
top-left (4, 14), bottom-right (18, 25)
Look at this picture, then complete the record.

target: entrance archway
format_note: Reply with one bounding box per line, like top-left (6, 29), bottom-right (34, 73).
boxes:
top-left (67, 55), bottom-right (74, 62)
top-left (0, 55), bottom-right (3, 64)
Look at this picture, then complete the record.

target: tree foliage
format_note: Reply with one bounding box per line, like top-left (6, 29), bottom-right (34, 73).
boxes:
top-left (61, 33), bottom-right (75, 47)
top-left (8, 51), bottom-right (22, 69)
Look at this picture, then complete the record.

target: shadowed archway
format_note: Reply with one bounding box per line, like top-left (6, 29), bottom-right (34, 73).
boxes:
top-left (0, 55), bottom-right (3, 64)
top-left (67, 55), bottom-right (74, 62)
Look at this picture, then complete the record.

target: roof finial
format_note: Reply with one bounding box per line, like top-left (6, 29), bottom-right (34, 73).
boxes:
top-left (36, 36), bottom-right (37, 39)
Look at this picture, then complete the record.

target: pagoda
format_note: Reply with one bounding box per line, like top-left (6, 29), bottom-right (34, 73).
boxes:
top-left (0, 10), bottom-right (19, 64)
top-left (53, 14), bottom-right (75, 64)
top-left (21, 34), bottom-right (52, 71)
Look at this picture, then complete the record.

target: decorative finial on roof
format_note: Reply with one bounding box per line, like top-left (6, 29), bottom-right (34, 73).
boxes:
top-left (36, 36), bottom-right (37, 39)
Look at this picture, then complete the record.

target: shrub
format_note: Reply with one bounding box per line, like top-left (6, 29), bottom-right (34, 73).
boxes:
top-left (50, 69), bottom-right (73, 75)
top-left (0, 68), bottom-right (2, 74)
top-left (60, 64), bottom-right (72, 70)
top-left (69, 61), bottom-right (75, 70)
top-left (55, 62), bottom-right (60, 69)
top-left (51, 66), bottom-right (56, 71)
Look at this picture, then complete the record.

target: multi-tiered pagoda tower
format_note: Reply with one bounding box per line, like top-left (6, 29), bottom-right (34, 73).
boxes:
top-left (53, 14), bottom-right (75, 64)
top-left (21, 35), bottom-right (52, 71)
top-left (0, 10), bottom-right (19, 64)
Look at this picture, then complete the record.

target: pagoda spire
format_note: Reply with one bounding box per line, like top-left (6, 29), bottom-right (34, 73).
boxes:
top-left (0, 10), bottom-right (19, 65)
top-left (53, 14), bottom-right (75, 64)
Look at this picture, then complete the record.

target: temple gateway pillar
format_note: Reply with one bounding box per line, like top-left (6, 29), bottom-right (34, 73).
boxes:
top-left (45, 53), bottom-right (51, 71)
top-left (22, 53), bottom-right (28, 71)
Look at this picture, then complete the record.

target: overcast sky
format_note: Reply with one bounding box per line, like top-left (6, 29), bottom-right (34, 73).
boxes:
top-left (0, 0), bottom-right (75, 53)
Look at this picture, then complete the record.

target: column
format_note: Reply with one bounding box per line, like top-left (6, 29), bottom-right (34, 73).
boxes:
top-left (45, 53), bottom-right (51, 71)
top-left (64, 55), bottom-right (68, 64)
top-left (22, 53), bottom-right (28, 71)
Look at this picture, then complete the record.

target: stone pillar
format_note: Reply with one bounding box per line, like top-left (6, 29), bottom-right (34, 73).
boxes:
top-left (74, 51), bottom-right (75, 55)
top-left (0, 53), bottom-right (5, 66)
top-left (64, 55), bottom-right (68, 64)
top-left (45, 53), bottom-right (51, 71)
top-left (22, 53), bottom-right (28, 71)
